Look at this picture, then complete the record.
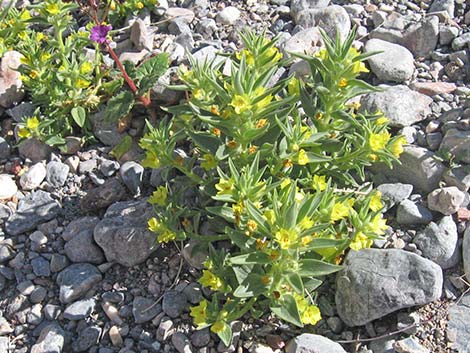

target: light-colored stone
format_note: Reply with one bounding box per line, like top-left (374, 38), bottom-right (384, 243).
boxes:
top-left (0, 174), bottom-right (17, 200)
top-left (0, 50), bottom-right (24, 108)
top-left (427, 187), bottom-right (465, 215)
top-left (439, 129), bottom-right (470, 164)
top-left (20, 163), bottom-right (46, 191)
top-left (286, 334), bottom-right (346, 353)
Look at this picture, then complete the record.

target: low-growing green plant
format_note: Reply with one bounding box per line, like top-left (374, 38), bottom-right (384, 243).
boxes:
top-left (106, 0), bottom-right (159, 25)
top-left (140, 29), bottom-right (406, 345)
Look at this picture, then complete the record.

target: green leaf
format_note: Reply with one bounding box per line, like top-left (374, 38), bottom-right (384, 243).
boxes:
top-left (104, 91), bottom-right (134, 121)
top-left (298, 259), bottom-right (342, 277)
top-left (216, 322), bottom-right (233, 347)
top-left (44, 135), bottom-right (66, 146)
top-left (233, 273), bottom-right (267, 298)
top-left (270, 294), bottom-right (303, 327)
top-left (135, 53), bottom-right (169, 93)
top-left (71, 106), bottom-right (86, 128)
top-left (110, 135), bottom-right (133, 159)
top-left (229, 252), bottom-right (272, 265)
top-left (286, 273), bottom-right (304, 294)
top-left (188, 131), bottom-right (220, 155)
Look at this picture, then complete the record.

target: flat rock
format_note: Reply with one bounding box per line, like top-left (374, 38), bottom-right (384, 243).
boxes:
top-left (283, 27), bottom-right (322, 57)
top-left (373, 146), bottom-right (446, 193)
top-left (20, 163), bottom-right (46, 190)
top-left (360, 85), bottom-right (432, 127)
top-left (427, 187), bottom-right (465, 215)
top-left (56, 263), bottom-right (102, 304)
top-left (335, 249), bottom-right (442, 327)
top-left (72, 326), bottom-right (101, 352)
top-left (443, 167), bottom-right (470, 191)
top-left (377, 183), bottom-right (413, 210)
top-left (447, 294), bottom-right (470, 353)
top-left (64, 230), bottom-right (105, 264)
top-left (17, 138), bottom-right (52, 163)
top-left (396, 199), bottom-right (433, 225)
top-left (132, 296), bottom-right (162, 324)
top-left (216, 6), bottom-right (240, 25)
top-left (80, 178), bottom-right (127, 211)
top-left (0, 174), bottom-right (17, 200)
top-left (439, 129), bottom-right (470, 164)
top-left (286, 334), bottom-right (346, 353)
top-left (462, 226), bottom-right (470, 282)
top-left (119, 161), bottom-right (144, 195)
top-left (5, 190), bottom-right (61, 236)
top-left (31, 323), bottom-right (65, 353)
top-left (0, 50), bottom-right (24, 108)
top-left (403, 16), bottom-right (439, 58)
top-left (410, 82), bottom-right (457, 96)
top-left (63, 298), bottom-right (96, 320)
top-left (290, 0), bottom-right (330, 22)
top-left (62, 216), bottom-right (100, 242)
top-left (393, 337), bottom-right (430, 353)
top-left (46, 161), bottom-right (69, 188)
top-left (413, 216), bottom-right (459, 269)
top-left (365, 39), bottom-right (414, 82)
top-left (162, 290), bottom-right (188, 318)
top-left (93, 199), bottom-right (157, 267)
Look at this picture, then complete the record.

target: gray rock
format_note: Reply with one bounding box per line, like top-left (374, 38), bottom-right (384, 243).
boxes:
top-left (426, 132), bottom-right (442, 151)
top-left (20, 163), bottom-right (46, 190)
top-left (439, 25), bottom-right (459, 46)
top-left (6, 101), bottom-right (34, 122)
top-left (64, 136), bottom-right (81, 155)
top-left (393, 337), bottom-right (429, 353)
top-left (63, 298), bottom-right (96, 320)
top-left (374, 146), bottom-right (446, 193)
top-left (463, 227), bottom-right (470, 282)
top-left (119, 161), bottom-right (144, 195)
top-left (443, 167), bottom-right (470, 191)
top-left (452, 33), bottom-right (470, 51)
top-left (27, 303), bottom-right (43, 325)
top-left (0, 243), bottom-right (14, 263)
top-left (56, 263), bottom-right (102, 304)
top-left (162, 290), bottom-right (188, 318)
top-left (50, 254), bottom-right (69, 273)
top-left (89, 110), bottom-right (128, 147)
top-left (439, 129), bottom-right (470, 164)
top-left (46, 161), bottom-right (69, 188)
top-left (94, 199), bottom-right (157, 267)
top-left (403, 16), bottom-right (439, 58)
top-left (17, 138), bottom-right (52, 163)
top-left (290, 0), bottom-right (330, 22)
top-left (447, 294), bottom-right (470, 352)
top-left (0, 174), bottom-right (17, 200)
top-left (182, 240), bottom-right (208, 270)
top-left (130, 18), bottom-right (153, 51)
top-left (427, 187), bottom-right (465, 215)
top-left (72, 326), bottom-right (101, 352)
top-left (191, 328), bottom-right (211, 348)
top-left (413, 216), bottom-right (459, 269)
top-left (216, 6), bottom-right (240, 25)
top-left (31, 323), bottom-right (65, 353)
top-left (152, 66), bottom-right (184, 105)
top-left (0, 137), bottom-right (10, 159)
top-left (183, 282), bottom-right (202, 304)
top-left (429, 0), bottom-right (455, 18)
top-left (0, 317), bottom-right (13, 335)
top-left (283, 27), bottom-right (322, 57)
top-left (30, 286), bottom-right (47, 304)
top-left (62, 216), bottom-right (100, 241)
top-left (5, 190), bottom-right (61, 236)
top-left (377, 183), bottom-right (413, 210)
top-left (335, 249), bottom-right (442, 327)
top-left (132, 296), bottom-right (161, 324)
top-left (0, 50), bottom-right (24, 108)
top-left (99, 158), bottom-right (120, 177)
top-left (286, 334), bottom-right (346, 353)
top-left (78, 159), bottom-right (97, 174)
top-left (195, 18), bottom-right (217, 39)
top-left (65, 230), bottom-right (105, 264)
top-left (0, 337), bottom-right (9, 353)
top-left (0, 203), bottom-right (12, 222)
top-left (44, 304), bottom-right (62, 321)
top-left (360, 85), bottom-right (432, 127)
top-left (172, 332), bottom-right (192, 353)
top-left (396, 200), bottom-right (433, 225)
top-left (80, 178), bottom-right (127, 212)
top-left (31, 257), bottom-right (50, 277)
top-left (295, 5), bottom-right (351, 42)
top-left (365, 39), bottom-right (414, 82)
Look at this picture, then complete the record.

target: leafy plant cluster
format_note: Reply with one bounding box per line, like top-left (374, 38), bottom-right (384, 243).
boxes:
top-left (1, 0), bottom-right (168, 148)
top-left (140, 30), bottom-right (406, 345)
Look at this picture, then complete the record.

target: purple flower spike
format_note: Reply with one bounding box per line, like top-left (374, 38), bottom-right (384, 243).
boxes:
top-left (90, 24), bottom-right (112, 44)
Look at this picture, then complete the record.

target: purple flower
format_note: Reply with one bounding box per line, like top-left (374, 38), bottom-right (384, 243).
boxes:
top-left (90, 24), bottom-right (112, 44)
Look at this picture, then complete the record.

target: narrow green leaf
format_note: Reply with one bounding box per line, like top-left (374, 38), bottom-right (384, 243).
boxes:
top-left (270, 294), bottom-right (303, 327)
top-left (229, 252), bottom-right (272, 265)
top-left (298, 259), bottom-right (342, 277)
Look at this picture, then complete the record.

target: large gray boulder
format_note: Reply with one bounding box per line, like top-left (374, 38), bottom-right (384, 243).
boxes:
top-left (94, 199), bottom-right (158, 267)
top-left (439, 129), bottom-right (470, 164)
top-left (360, 85), bottom-right (432, 127)
top-left (336, 249), bottom-right (442, 327)
top-left (463, 226), bottom-right (470, 282)
top-left (447, 294), bottom-right (470, 353)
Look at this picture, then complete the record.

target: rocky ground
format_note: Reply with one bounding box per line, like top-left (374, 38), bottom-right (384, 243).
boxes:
top-left (1, 0), bottom-right (470, 352)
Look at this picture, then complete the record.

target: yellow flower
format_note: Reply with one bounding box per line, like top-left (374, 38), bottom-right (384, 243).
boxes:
top-left (300, 126), bottom-right (312, 140)
top-left (301, 235), bottom-right (314, 246)
top-left (18, 127), bottom-right (31, 138)
top-left (352, 60), bottom-right (369, 74)
top-left (193, 89), bottom-right (204, 100)
top-left (46, 3), bottom-right (60, 15)
top-left (215, 178), bottom-right (234, 196)
top-left (315, 48), bottom-right (328, 60)
top-left (157, 229), bottom-right (176, 243)
top-left (190, 300), bottom-right (208, 327)
top-left (141, 151), bottom-right (161, 169)
top-left (80, 62), bottom-right (94, 75)
top-left (330, 202), bottom-right (350, 222)
top-left (199, 270), bottom-right (223, 291)
top-left (210, 105), bottom-right (220, 116)
top-left (18, 31), bottom-right (28, 40)
top-left (211, 321), bottom-right (225, 333)
top-left (148, 217), bottom-right (161, 233)
top-left (389, 136), bottom-right (407, 157)
top-left (236, 49), bottom-right (255, 65)
top-left (369, 153), bottom-right (378, 161)
top-left (376, 116), bottom-right (389, 125)
top-left (369, 191), bottom-right (383, 212)
top-left (230, 94), bottom-right (251, 114)
top-left (254, 90), bottom-right (272, 110)
top-left (255, 119), bottom-right (268, 129)
top-left (265, 46), bottom-right (282, 62)
top-left (293, 293), bottom-right (308, 313)
top-left (313, 175), bottom-right (327, 191)
top-left (297, 149), bottom-right (309, 165)
top-left (280, 178), bottom-right (291, 189)
top-left (26, 117), bottom-right (39, 130)
top-left (136, 1), bottom-right (144, 9)
top-left (350, 231), bottom-right (372, 251)
top-left (246, 220), bottom-right (257, 233)
top-left (41, 53), bottom-right (52, 61)
top-left (29, 70), bottom-right (39, 79)
top-left (263, 209), bottom-right (275, 224)
top-left (301, 305), bottom-right (322, 325)
top-left (20, 10), bottom-right (32, 21)
top-left (248, 146), bottom-right (258, 154)
top-left (76, 79), bottom-right (91, 89)
top-left (369, 131), bottom-right (391, 151)
top-left (274, 228), bottom-right (297, 249)
top-left (148, 186), bottom-right (167, 206)
top-left (338, 78), bottom-right (348, 88)
top-left (201, 153), bottom-right (218, 170)
top-left (367, 214), bottom-right (387, 235)
top-left (298, 217), bottom-right (314, 230)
